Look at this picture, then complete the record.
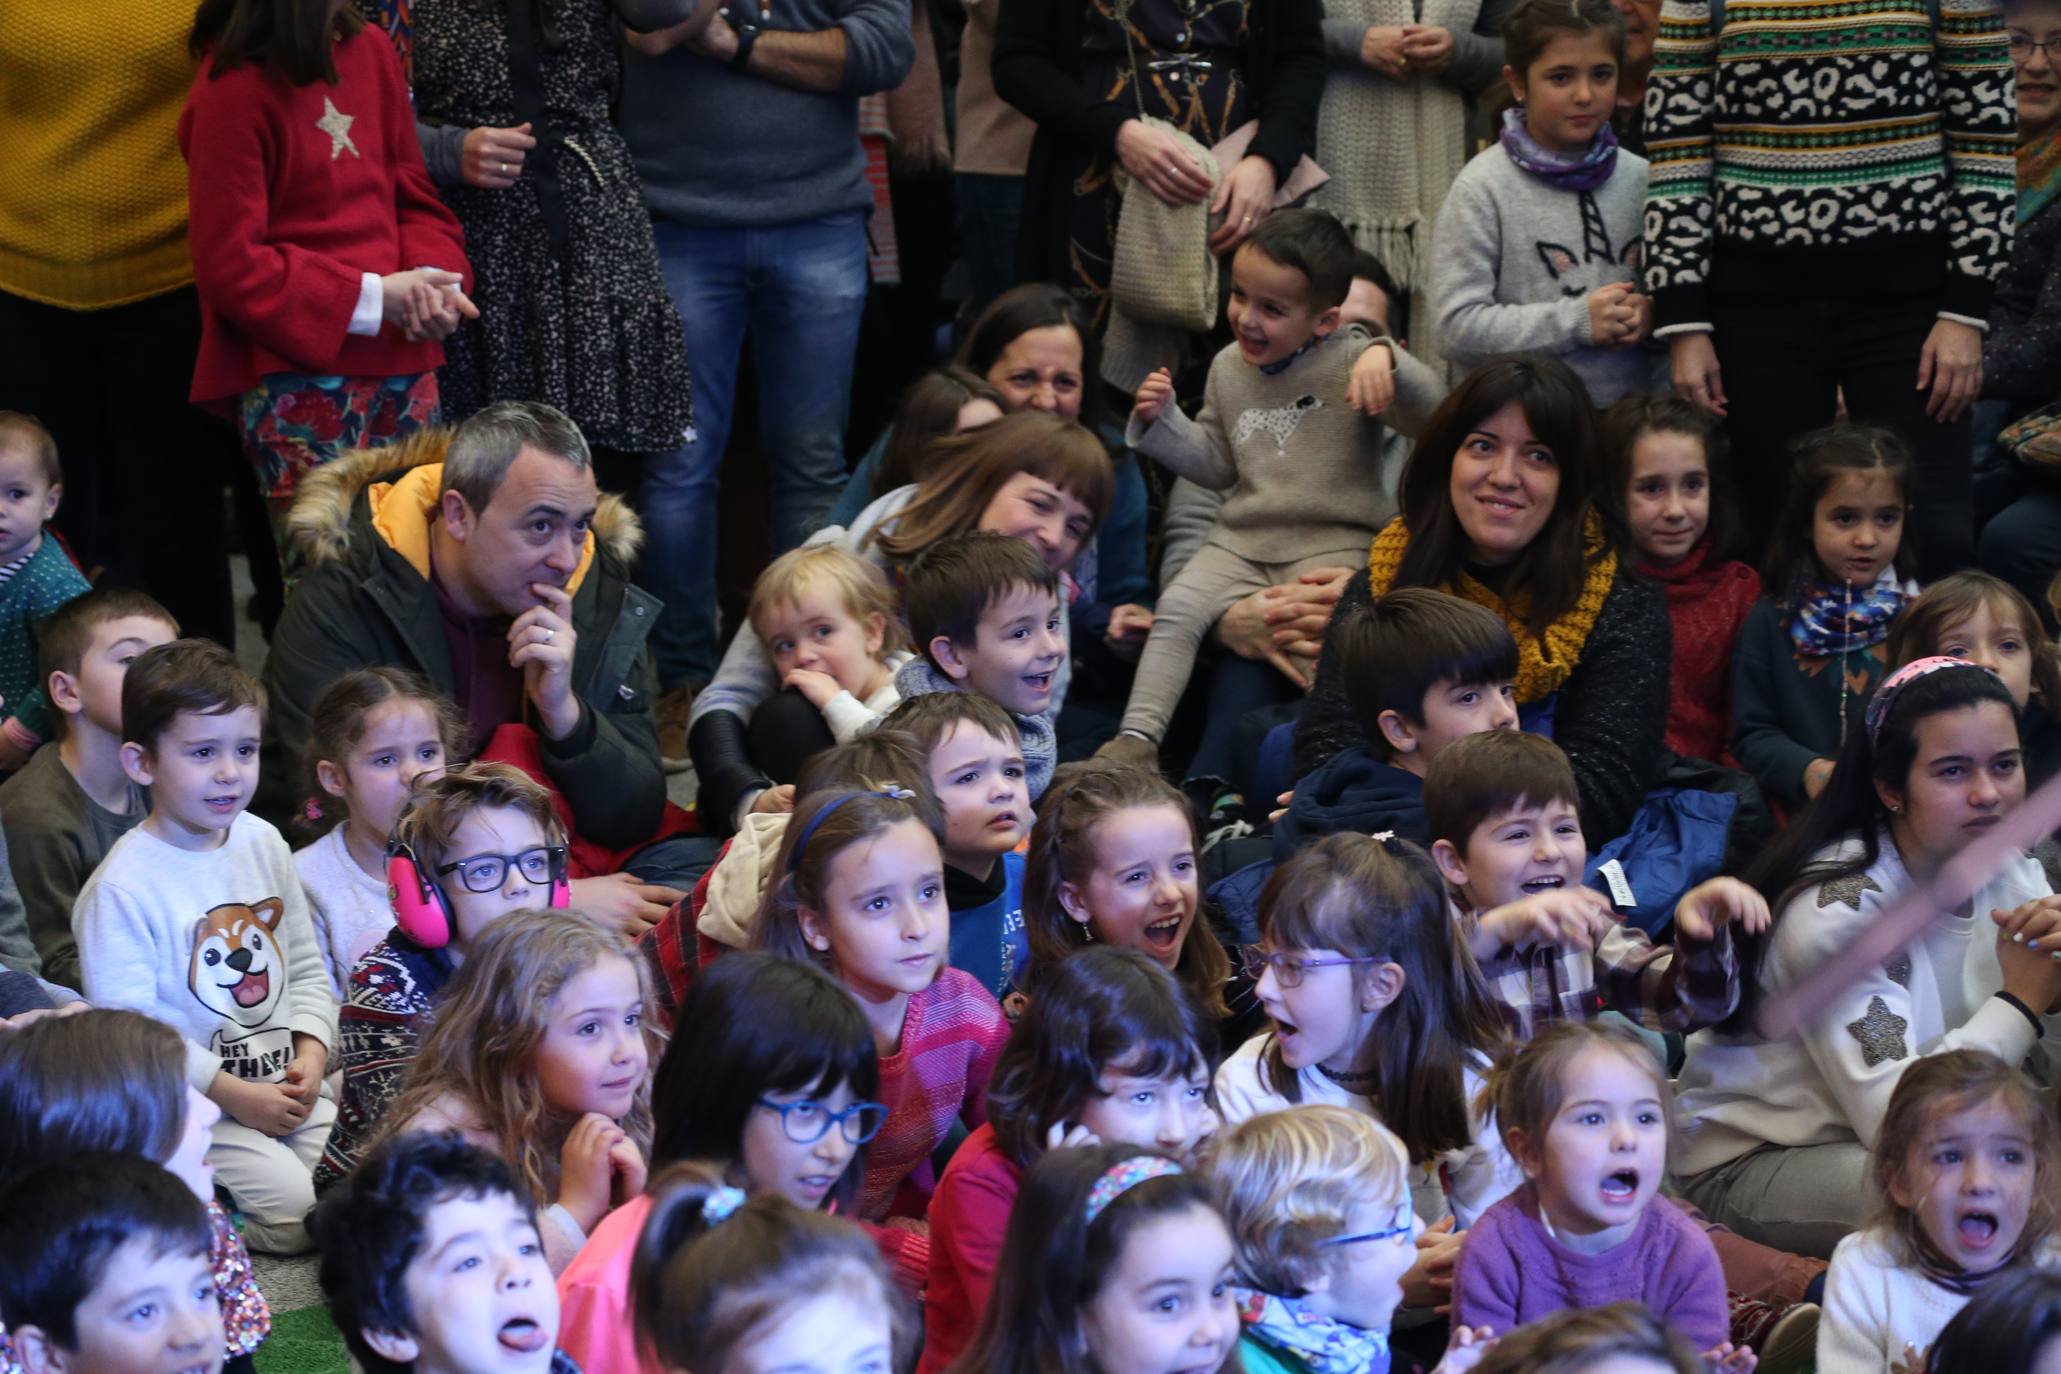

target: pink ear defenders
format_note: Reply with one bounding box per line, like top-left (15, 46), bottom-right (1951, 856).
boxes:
top-left (386, 837), bottom-right (572, 949)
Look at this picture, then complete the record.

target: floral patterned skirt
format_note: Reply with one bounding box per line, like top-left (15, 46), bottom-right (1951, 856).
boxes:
top-left (238, 372), bottom-right (440, 511)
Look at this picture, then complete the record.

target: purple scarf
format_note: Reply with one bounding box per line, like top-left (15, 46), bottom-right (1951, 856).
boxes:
top-left (1500, 107), bottom-right (1620, 192)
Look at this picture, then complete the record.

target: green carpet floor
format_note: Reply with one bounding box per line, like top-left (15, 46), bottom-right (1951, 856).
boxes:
top-left (254, 1306), bottom-right (351, 1374)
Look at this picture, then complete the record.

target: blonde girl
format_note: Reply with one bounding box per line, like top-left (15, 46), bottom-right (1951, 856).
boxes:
top-left (378, 909), bottom-right (659, 1274)
top-left (1888, 570), bottom-right (2061, 794)
top-left (295, 667), bottom-right (465, 991)
top-left (1818, 1051), bottom-right (2061, 1374)
top-left (1022, 762), bottom-right (1249, 1043)
top-left (631, 1163), bottom-right (919, 1374)
top-left (750, 783), bottom-right (1009, 1224)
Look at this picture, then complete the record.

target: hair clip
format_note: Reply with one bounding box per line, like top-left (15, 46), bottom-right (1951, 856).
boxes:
top-left (702, 1184), bottom-right (746, 1225)
top-left (878, 784), bottom-right (915, 801)
top-left (1865, 655), bottom-right (1998, 747)
top-left (302, 797), bottom-right (326, 823)
top-left (1084, 1156), bottom-right (1182, 1224)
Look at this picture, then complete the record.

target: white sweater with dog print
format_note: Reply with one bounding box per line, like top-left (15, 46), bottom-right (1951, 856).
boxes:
top-left (75, 813), bottom-right (337, 1092)
top-left (1431, 142), bottom-right (1660, 408)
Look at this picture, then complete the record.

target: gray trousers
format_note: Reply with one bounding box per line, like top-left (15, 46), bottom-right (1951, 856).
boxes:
top-left (1675, 1140), bottom-right (1872, 1260)
top-left (1121, 543), bottom-right (1364, 741)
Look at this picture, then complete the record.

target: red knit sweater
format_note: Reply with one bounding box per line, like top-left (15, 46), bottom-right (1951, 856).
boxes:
top-left (862, 968), bottom-right (1009, 1223)
top-left (178, 27), bottom-right (468, 406)
top-left (1636, 539), bottom-right (1761, 765)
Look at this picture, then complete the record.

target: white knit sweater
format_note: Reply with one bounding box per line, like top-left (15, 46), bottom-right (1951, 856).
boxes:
top-left (1818, 1230), bottom-right (2061, 1374)
top-left (1675, 834), bottom-right (2060, 1176)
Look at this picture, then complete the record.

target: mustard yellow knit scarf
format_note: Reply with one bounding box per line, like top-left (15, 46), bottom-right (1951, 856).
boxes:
top-left (1366, 511), bottom-right (1615, 703)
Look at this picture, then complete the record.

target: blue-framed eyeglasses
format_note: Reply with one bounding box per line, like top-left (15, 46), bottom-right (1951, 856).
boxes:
top-left (1320, 1208), bottom-right (1416, 1247)
top-left (755, 1097), bottom-right (889, 1145)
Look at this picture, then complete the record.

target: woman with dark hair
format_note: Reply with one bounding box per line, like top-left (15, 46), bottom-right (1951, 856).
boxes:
top-left (1673, 658), bottom-right (2061, 1258)
top-left (690, 411), bottom-right (1116, 832)
top-left (990, 0), bottom-right (1327, 327)
top-left (1294, 356), bottom-right (1672, 843)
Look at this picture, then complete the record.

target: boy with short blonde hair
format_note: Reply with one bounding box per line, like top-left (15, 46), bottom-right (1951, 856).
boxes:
top-left (1210, 1105), bottom-right (1422, 1374)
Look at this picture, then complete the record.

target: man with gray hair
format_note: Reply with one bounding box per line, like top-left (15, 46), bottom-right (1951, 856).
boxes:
top-left (256, 400), bottom-right (693, 931)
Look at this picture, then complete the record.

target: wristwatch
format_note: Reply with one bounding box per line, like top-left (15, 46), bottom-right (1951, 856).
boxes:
top-left (720, 5), bottom-right (760, 69)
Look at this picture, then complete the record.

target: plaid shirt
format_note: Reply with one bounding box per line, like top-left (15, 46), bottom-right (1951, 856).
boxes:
top-left (1456, 901), bottom-right (1740, 1042)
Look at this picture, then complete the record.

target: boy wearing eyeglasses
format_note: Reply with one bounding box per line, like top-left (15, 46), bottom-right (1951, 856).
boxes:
top-left (1209, 1104), bottom-right (1493, 1374)
top-left (314, 763), bottom-right (567, 1193)
top-left (72, 638), bottom-right (339, 1255)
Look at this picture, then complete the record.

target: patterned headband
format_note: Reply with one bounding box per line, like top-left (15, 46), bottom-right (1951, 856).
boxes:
top-left (793, 785), bottom-right (919, 856)
top-left (1865, 656), bottom-right (2001, 747)
top-left (1084, 1156), bottom-right (1183, 1224)
top-left (702, 1184), bottom-right (747, 1225)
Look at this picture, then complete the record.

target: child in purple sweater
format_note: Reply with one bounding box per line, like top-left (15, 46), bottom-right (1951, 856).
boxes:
top-left (1452, 1022), bottom-right (1748, 1367)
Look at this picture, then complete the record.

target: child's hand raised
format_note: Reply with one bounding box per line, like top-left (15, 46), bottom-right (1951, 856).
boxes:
top-left (558, 1113), bottom-right (631, 1233)
top-left (783, 667), bottom-right (844, 709)
top-left (1347, 341), bottom-right (1396, 416)
top-left (1133, 368), bottom-right (1176, 427)
top-left (1703, 1340), bottom-right (1758, 1374)
top-left (1473, 887), bottom-right (1616, 959)
top-left (1673, 876), bottom-right (1772, 943)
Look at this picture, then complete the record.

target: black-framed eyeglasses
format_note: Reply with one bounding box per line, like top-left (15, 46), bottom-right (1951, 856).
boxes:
top-left (755, 1097), bottom-right (889, 1145)
top-left (1320, 1205), bottom-right (1417, 1247)
top-left (435, 845), bottom-right (567, 894)
top-left (1239, 945), bottom-right (1385, 989)
top-left (2009, 31), bottom-right (2061, 61)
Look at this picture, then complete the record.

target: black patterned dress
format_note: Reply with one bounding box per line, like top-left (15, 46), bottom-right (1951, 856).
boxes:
top-left (1065, 0), bottom-right (1249, 328)
top-left (366, 0), bottom-right (692, 453)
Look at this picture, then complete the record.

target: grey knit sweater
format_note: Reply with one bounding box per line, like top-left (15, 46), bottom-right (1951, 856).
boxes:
top-left (1123, 329), bottom-right (1441, 565)
top-left (1431, 144), bottom-right (1662, 408)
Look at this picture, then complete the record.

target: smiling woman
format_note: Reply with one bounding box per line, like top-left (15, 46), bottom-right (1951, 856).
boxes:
top-left (1294, 357), bottom-right (1671, 843)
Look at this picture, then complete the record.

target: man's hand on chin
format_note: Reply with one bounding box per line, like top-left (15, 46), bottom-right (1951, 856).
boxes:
top-left (509, 581), bottom-right (581, 740)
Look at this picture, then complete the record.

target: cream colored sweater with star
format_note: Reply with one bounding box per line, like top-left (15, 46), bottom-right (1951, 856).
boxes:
top-left (1673, 834), bottom-right (2058, 1178)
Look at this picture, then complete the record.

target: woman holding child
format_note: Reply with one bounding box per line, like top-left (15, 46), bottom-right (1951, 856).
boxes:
top-left (689, 411), bottom-right (1114, 834)
top-left (1295, 356), bottom-right (1671, 843)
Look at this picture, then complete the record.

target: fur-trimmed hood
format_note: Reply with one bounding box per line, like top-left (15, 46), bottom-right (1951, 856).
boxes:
top-left (284, 427), bottom-right (645, 573)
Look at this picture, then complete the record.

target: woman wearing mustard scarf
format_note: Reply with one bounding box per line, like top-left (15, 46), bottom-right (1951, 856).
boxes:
top-left (1293, 357), bottom-right (1671, 841)
top-left (1972, 0), bottom-right (2061, 615)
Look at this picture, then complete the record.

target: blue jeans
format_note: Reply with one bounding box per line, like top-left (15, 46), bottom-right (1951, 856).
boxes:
top-left (642, 210), bottom-right (870, 689)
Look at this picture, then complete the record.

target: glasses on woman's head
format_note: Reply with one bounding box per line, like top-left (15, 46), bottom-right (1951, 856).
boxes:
top-left (755, 1097), bottom-right (890, 1145)
top-left (2010, 31), bottom-right (2061, 63)
top-left (1239, 945), bottom-right (1386, 989)
top-left (435, 845), bottom-right (566, 894)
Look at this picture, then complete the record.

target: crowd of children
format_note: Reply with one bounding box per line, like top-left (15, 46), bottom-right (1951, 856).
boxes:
top-left (4, 0), bottom-right (2061, 1363)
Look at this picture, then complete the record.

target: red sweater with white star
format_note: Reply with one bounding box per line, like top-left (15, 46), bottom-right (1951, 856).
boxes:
top-left (178, 26), bottom-right (469, 407)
